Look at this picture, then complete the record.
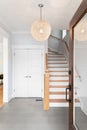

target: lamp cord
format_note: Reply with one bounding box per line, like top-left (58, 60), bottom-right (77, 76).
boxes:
top-left (38, 4), bottom-right (44, 20)
top-left (40, 7), bottom-right (42, 20)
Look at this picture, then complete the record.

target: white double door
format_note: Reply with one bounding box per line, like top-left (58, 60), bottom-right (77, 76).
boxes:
top-left (14, 49), bottom-right (42, 97)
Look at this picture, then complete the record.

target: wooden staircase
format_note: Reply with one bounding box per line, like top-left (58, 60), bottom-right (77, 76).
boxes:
top-left (45, 50), bottom-right (69, 108)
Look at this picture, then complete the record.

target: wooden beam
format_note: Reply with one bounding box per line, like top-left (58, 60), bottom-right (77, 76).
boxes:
top-left (69, 0), bottom-right (87, 130)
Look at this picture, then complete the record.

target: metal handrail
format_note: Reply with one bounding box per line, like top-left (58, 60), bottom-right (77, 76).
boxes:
top-left (50, 34), bottom-right (69, 52)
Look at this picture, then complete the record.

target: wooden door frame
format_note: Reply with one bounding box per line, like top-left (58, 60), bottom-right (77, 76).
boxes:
top-left (69, 0), bottom-right (87, 130)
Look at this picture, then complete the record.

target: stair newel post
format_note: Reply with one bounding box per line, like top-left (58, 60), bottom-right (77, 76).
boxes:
top-left (44, 54), bottom-right (49, 110)
top-left (44, 69), bottom-right (49, 110)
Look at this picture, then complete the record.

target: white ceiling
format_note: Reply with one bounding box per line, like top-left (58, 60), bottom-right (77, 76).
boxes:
top-left (0, 0), bottom-right (82, 32)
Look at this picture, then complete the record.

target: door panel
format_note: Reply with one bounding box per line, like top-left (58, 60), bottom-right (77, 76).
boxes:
top-left (14, 49), bottom-right (42, 97)
top-left (28, 50), bottom-right (42, 97)
top-left (14, 50), bottom-right (28, 97)
top-left (29, 72), bottom-right (42, 97)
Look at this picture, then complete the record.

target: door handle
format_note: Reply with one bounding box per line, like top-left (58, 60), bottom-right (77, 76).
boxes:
top-left (28, 76), bottom-right (31, 78)
top-left (66, 85), bottom-right (71, 102)
top-left (24, 76), bottom-right (31, 78)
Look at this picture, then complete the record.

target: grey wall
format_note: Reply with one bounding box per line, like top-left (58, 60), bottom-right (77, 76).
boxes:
top-left (51, 29), bottom-right (62, 39)
top-left (63, 31), bottom-right (69, 63)
top-left (48, 29), bottom-right (69, 65)
top-left (63, 30), bottom-right (69, 47)
top-left (48, 29), bottom-right (62, 52)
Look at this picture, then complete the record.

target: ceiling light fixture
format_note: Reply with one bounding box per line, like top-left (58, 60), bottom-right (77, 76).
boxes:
top-left (31, 4), bottom-right (51, 42)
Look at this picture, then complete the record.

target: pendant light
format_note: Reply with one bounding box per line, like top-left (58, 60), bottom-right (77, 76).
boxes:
top-left (31, 4), bottom-right (51, 42)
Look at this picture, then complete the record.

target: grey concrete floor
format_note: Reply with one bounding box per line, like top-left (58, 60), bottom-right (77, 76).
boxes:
top-left (0, 98), bottom-right (68, 130)
top-left (75, 107), bottom-right (87, 130)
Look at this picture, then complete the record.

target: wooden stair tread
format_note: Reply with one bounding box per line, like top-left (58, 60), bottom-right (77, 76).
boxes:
top-left (48, 63), bottom-right (67, 64)
top-left (48, 58), bottom-right (66, 60)
top-left (75, 99), bottom-right (80, 102)
top-left (48, 66), bottom-right (68, 68)
top-left (50, 85), bottom-right (68, 88)
top-left (48, 53), bottom-right (57, 55)
top-left (50, 99), bottom-right (67, 103)
top-left (50, 80), bottom-right (69, 82)
top-left (48, 53), bottom-right (63, 55)
top-left (50, 75), bottom-right (69, 77)
top-left (48, 59), bottom-right (66, 61)
top-left (48, 56), bottom-right (65, 58)
top-left (48, 56), bottom-right (66, 59)
top-left (50, 92), bottom-right (69, 95)
top-left (49, 70), bottom-right (68, 72)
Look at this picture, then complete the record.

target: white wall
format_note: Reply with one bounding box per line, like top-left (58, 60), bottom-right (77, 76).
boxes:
top-left (0, 26), bottom-right (12, 102)
top-left (12, 32), bottom-right (47, 51)
top-left (11, 32), bottom-right (47, 98)
top-left (11, 32), bottom-right (47, 73)
top-left (75, 40), bottom-right (87, 97)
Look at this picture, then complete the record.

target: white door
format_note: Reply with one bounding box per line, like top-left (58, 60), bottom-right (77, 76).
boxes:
top-left (27, 50), bottom-right (42, 97)
top-left (14, 49), bottom-right (28, 97)
top-left (14, 49), bottom-right (42, 97)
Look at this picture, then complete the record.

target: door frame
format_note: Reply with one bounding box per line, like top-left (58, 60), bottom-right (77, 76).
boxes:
top-left (3, 37), bottom-right (9, 103)
top-left (69, 0), bottom-right (87, 130)
top-left (12, 46), bottom-right (45, 98)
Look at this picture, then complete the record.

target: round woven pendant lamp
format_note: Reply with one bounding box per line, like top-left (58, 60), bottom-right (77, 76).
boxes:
top-left (31, 4), bottom-right (51, 42)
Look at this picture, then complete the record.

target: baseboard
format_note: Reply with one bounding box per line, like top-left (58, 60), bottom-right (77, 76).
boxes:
top-left (8, 94), bottom-right (13, 102)
top-left (3, 94), bottom-right (13, 103)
